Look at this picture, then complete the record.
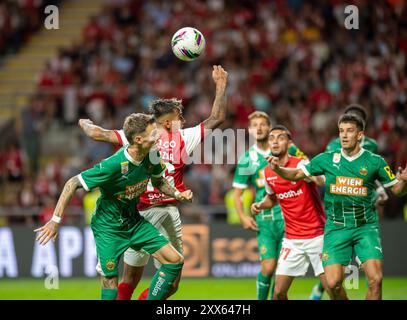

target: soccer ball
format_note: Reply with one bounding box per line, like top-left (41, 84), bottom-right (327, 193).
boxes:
top-left (171, 27), bottom-right (206, 61)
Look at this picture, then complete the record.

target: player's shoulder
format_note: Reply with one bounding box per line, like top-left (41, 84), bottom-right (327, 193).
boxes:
top-left (101, 147), bottom-right (126, 169)
top-left (314, 149), bottom-right (337, 161)
top-left (287, 155), bottom-right (303, 166)
top-left (237, 148), bottom-right (252, 164)
top-left (365, 136), bottom-right (378, 145)
top-left (365, 136), bottom-right (378, 151)
top-left (362, 148), bottom-right (384, 164)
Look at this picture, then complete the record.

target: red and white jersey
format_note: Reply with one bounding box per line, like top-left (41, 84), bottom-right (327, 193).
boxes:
top-left (264, 156), bottom-right (326, 240)
top-left (114, 123), bottom-right (204, 210)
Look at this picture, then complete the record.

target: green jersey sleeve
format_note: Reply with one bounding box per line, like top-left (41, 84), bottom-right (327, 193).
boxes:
top-left (78, 159), bottom-right (115, 191)
top-left (233, 154), bottom-right (251, 189)
top-left (301, 152), bottom-right (327, 177)
top-left (151, 157), bottom-right (166, 178)
top-left (376, 156), bottom-right (398, 188)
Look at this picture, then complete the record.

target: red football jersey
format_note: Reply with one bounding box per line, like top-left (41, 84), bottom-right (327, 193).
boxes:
top-left (114, 123), bottom-right (204, 210)
top-left (264, 156), bottom-right (326, 239)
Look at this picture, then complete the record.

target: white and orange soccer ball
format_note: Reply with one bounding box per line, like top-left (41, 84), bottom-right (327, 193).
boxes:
top-left (171, 27), bottom-right (206, 61)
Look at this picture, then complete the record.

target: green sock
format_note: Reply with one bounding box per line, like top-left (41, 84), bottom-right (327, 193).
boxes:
top-left (318, 282), bottom-right (324, 292)
top-left (101, 288), bottom-right (118, 300)
top-left (147, 263), bottom-right (183, 300)
top-left (257, 272), bottom-right (271, 300)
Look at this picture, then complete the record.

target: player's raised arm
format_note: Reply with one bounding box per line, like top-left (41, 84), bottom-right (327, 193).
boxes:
top-left (390, 165), bottom-right (407, 197)
top-left (202, 65), bottom-right (228, 132)
top-left (34, 175), bottom-right (83, 245)
top-left (78, 119), bottom-right (120, 144)
top-left (266, 156), bottom-right (306, 181)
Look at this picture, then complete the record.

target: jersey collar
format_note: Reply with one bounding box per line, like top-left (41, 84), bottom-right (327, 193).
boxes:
top-left (340, 147), bottom-right (365, 162)
top-left (124, 147), bottom-right (142, 166)
top-left (253, 145), bottom-right (271, 157)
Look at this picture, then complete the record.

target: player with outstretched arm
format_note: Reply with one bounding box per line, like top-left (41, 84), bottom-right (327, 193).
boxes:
top-left (34, 113), bottom-right (193, 300)
top-left (267, 114), bottom-right (407, 300)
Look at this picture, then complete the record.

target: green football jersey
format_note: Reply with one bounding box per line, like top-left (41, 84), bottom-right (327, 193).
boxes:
top-left (326, 136), bottom-right (378, 153)
top-left (301, 148), bottom-right (397, 227)
top-left (233, 144), bottom-right (305, 221)
top-left (78, 147), bottom-right (166, 229)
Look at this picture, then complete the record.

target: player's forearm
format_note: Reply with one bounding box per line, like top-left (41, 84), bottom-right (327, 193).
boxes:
top-left (81, 122), bottom-right (118, 144)
top-left (258, 195), bottom-right (277, 210)
top-left (232, 189), bottom-right (247, 218)
top-left (274, 166), bottom-right (304, 182)
top-left (203, 83), bottom-right (227, 130)
top-left (152, 177), bottom-right (179, 198)
top-left (53, 176), bottom-right (82, 220)
top-left (391, 180), bottom-right (407, 197)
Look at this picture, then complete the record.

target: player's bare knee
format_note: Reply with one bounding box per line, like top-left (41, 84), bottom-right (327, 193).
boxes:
top-left (326, 277), bottom-right (342, 291)
top-left (367, 273), bottom-right (382, 288)
top-left (261, 261), bottom-right (275, 277)
top-left (168, 252), bottom-right (184, 264)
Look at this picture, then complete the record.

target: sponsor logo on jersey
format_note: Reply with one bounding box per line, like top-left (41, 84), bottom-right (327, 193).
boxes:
top-left (121, 161), bottom-right (129, 174)
top-left (333, 153), bottom-right (341, 163)
top-left (383, 165), bottom-right (395, 180)
top-left (118, 179), bottom-right (150, 200)
top-left (106, 260), bottom-right (116, 271)
top-left (359, 167), bottom-right (368, 176)
top-left (266, 176), bottom-right (277, 186)
top-left (277, 188), bottom-right (303, 199)
top-left (330, 176), bottom-right (368, 196)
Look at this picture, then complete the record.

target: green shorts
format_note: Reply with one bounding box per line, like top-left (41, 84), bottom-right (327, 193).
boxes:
top-left (92, 217), bottom-right (169, 277)
top-left (256, 217), bottom-right (285, 261)
top-left (322, 221), bottom-right (383, 267)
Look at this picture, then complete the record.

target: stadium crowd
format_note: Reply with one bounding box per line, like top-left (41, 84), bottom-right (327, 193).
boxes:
top-left (0, 0), bottom-right (406, 224)
top-left (0, 0), bottom-right (61, 58)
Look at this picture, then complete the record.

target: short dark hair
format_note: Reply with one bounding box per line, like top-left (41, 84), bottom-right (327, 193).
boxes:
top-left (123, 113), bottom-right (155, 144)
top-left (149, 98), bottom-right (183, 118)
top-left (344, 104), bottom-right (367, 123)
top-left (338, 113), bottom-right (365, 131)
top-left (269, 125), bottom-right (292, 140)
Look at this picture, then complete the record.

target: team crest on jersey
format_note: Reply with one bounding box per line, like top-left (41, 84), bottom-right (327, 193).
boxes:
top-left (106, 260), bottom-right (116, 271)
top-left (359, 167), bottom-right (368, 176)
top-left (121, 161), bottom-right (129, 174)
top-left (260, 245), bottom-right (267, 255)
top-left (333, 153), bottom-right (341, 163)
top-left (321, 253), bottom-right (329, 261)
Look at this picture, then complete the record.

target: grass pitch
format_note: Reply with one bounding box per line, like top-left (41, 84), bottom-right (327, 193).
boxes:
top-left (0, 277), bottom-right (406, 300)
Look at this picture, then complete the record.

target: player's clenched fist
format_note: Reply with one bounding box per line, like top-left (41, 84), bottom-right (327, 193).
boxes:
top-left (175, 190), bottom-right (193, 203)
top-left (212, 65), bottom-right (228, 87)
top-left (78, 118), bottom-right (93, 128)
top-left (251, 203), bottom-right (262, 215)
top-left (266, 156), bottom-right (279, 170)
